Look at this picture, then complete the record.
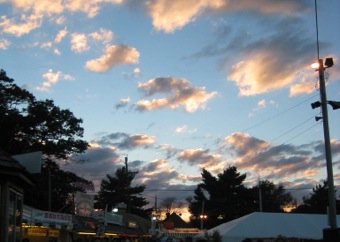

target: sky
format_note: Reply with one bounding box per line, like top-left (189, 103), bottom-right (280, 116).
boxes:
top-left (1, 0), bottom-right (340, 217)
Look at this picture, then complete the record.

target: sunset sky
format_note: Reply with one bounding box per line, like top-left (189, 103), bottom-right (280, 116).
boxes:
top-left (1, 0), bottom-right (340, 214)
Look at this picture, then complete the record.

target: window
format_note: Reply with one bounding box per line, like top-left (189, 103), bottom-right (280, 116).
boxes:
top-left (8, 189), bottom-right (23, 242)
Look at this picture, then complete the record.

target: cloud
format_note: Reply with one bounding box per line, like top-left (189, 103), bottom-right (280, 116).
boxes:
top-left (222, 132), bottom-right (331, 182)
top-left (159, 144), bottom-right (180, 159)
top-left (62, 145), bottom-right (121, 188)
top-left (85, 45), bottom-right (139, 72)
top-left (89, 28), bottom-right (114, 45)
top-left (175, 125), bottom-right (197, 134)
top-left (36, 69), bottom-right (75, 92)
top-left (220, 0), bottom-right (310, 15)
top-left (145, 0), bottom-right (309, 33)
top-left (40, 42), bottom-right (52, 50)
top-left (54, 48), bottom-right (61, 55)
top-left (227, 24), bottom-right (316, 96)
top-left (0, 38), bottom-right (10, 49)
top-left (248, 99), bottom-right (276, 117)
top-left (0, 14), bottom-right (42, 37)
top-left (64, 0), bottom-right (123, 18)
top-left (1, 0), bottom-right (123, 19)
top-left (70, 33), bottom-right (89, 53)
top-left (146, 0), bottom-right (224, 33)
top-left (136, 77), bottom-right (218, 112)
top-left (115, 97), bottom-right (131, 109)
top-left (94, 132), bottom-right (156, 150)
top-left (177, 148), bottom-right (222, 171)
top-left (289, 82), bottom-right (315, 97)
top-left (54, 28), bottom-right (68, 44)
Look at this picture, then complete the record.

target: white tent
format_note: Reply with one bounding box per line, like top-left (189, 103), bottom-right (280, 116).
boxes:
top-left (200, 212), bottom-right (340, 242)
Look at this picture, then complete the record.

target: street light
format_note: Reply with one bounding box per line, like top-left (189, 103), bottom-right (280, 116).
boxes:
top-left (199, 214), bottom-right (207, 230)
top-left (311, 57), bottom-right (340, 241)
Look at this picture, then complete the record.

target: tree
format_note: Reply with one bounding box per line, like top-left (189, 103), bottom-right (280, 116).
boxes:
top-left (1, 69), bottom-right (91, 212)
top-left (252, 180), bottom-right (295, 212)
top-left (24, 160), bottom-right (94, 212)
top-left (291, 180), bottom-right (340, 214)
top-left (96, 166), bottom-right (150, 218)
top-left (188, 166), bottom-right (254, 229)
top-left (0, 69), bottom-right (88, 158)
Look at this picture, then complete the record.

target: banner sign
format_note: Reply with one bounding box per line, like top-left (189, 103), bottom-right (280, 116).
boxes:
top-left (49, 229), bottom-right (60, 237)
top-left (27, 228), bottom-right (47, 236)
top-left (93, 211), bottom-right (123, 225)
top-left (76, 192), bottom-right (94, 217)
top-left (32, 210), bottom-right (72, 226)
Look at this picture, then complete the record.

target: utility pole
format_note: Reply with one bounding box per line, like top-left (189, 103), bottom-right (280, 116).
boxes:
top-left (200, 201), bottom-right (204, 230)
top-left (124, 155), bottom-right (138, 213)
top-left (314, 59), bottom-right (340, 242)
top-left (318, 59), bottom-right (336, 229)
top-left (312, 2), bottom-right (339, 240)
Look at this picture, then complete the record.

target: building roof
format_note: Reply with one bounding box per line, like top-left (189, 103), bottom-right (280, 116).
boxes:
top-left (0, 149), bottom-right (35, 187)
top-left (202, 212), bottom-right (340, 242)
top-left (163, 213), bottom-right (191, 228)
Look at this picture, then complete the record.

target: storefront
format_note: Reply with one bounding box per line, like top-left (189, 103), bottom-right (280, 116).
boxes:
top-left (22, 206), bottom-right (73, 242)
top-left (72, 211), bottom-right (151, 242)
top-left (0, 149), bottom-right (35, 242)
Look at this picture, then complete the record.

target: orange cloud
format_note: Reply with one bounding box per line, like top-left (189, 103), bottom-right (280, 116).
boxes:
top-left (136, 77), bottom-right (217, 112)
top-left (0, 14), bottom-right (42, 37)
top-left (85, 45), bottom-right (139, 72)
top-left (146, 0), bottom-right (308, 33)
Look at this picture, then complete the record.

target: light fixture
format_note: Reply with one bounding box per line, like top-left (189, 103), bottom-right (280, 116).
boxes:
top-left (315, 116), bottom-right (323, 121)
top-left (328, 101), bottom-right (340, 110)
top-left (311, 101), bottom-right (321, 109)
top-left (325, 58), bottom-right (334, 68)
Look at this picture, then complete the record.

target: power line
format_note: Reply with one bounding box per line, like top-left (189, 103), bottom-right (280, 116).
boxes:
top-left (242, 94), bottom-right (319, 133)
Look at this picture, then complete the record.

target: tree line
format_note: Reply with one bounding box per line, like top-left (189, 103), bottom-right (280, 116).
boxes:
top-left (1, 69), bottom-right (339, 230)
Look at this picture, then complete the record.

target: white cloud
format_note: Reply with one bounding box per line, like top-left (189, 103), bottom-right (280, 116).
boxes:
top-left (70, 33), bottom-right (89, 53)
top-left (54, 28), bottom-right (68, 44)
top-left (175, 125), bottom-right (197, 134)
top-left (54, 48), bottom-right (61, 55)
top-left (85, 45), bottom-right (139, 72)
top-left (89, 28), bottom-right (113, 45)
top-left (0, 14), bottom-right (42, 37)
top-left (40, 42), bottom-right (52, 50)
top-left (36, 69), bottom-right (75, 92)
top-left (0, 38), bottom-right (11, 49)
top-left (1, 0), bottom-right (123, 19)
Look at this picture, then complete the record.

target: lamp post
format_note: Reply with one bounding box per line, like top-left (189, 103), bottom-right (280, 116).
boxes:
top-left (312, 58), bottom-right (340, 241)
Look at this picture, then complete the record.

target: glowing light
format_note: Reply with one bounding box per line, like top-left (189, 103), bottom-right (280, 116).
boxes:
top-left (311, 62), bottom-right (320, 69)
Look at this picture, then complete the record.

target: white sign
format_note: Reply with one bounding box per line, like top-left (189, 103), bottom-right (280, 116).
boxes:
top-left (32, 210), bottom-right (72, 226)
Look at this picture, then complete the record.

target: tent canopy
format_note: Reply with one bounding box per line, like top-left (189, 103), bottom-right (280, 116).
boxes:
top-left (201, 212), bottom-right (340, 242)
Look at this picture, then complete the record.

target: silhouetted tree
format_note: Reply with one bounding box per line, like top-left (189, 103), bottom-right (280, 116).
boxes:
top-left (291, 180), bottom-right (340, 214)
top-left (188, 166), bottom-right (254, 229)
top-left (1, 69), bottom-right (91, 212)
top-left (96, 166), bottom-right (150, 218)
top-left (252, 180), bottom-right (295, 212)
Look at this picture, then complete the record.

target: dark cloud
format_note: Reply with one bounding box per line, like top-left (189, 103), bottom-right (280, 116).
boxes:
top-left (94, 132), bottom-right (156, 150)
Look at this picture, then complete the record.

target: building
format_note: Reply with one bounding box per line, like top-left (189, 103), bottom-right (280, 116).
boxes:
top-left (160, 213), bottom-right (203, 241)
top-left (0, 149), bottom-right (36, 242)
